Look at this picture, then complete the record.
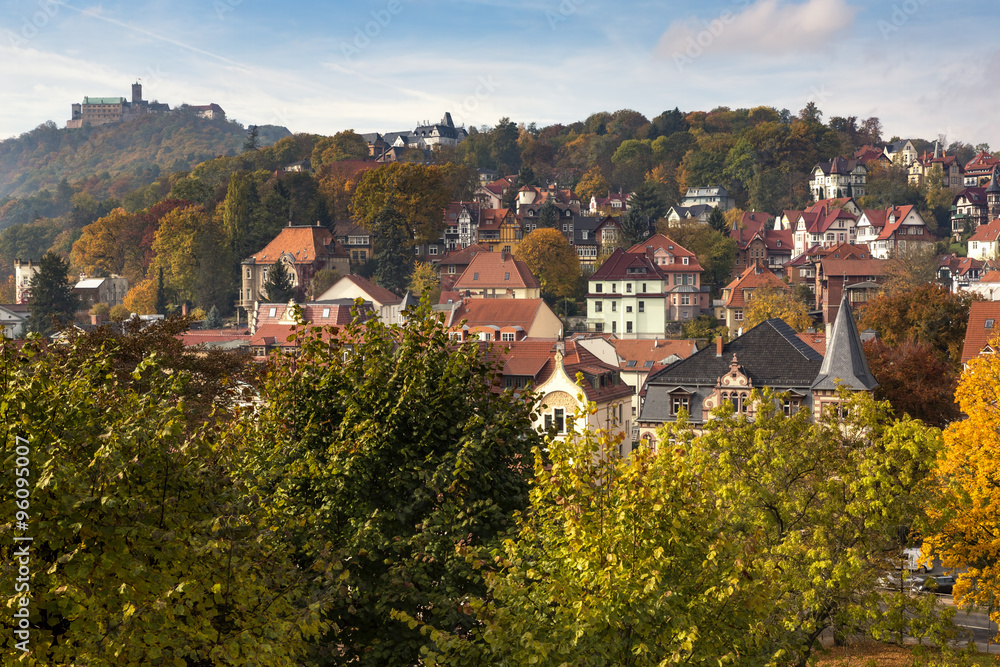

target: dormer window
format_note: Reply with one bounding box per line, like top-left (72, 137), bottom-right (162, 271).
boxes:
top-left (682, 257), bottom-right (689, 265)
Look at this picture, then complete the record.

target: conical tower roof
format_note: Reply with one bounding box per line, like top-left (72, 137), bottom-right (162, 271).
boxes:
top-left (811, 294), bottom-right (878, 391)
top-left (987, 169), bottom-right (1000, 195)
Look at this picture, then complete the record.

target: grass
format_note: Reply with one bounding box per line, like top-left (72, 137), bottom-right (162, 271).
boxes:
top-left (811, 641), bottom-right (1000, 666)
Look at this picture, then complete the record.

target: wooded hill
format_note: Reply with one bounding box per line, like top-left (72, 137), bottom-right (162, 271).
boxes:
top-left (0, 111), bottom-right (289, 201)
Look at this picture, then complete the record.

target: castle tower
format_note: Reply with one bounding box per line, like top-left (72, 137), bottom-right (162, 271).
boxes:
top-left (131, 81), bottom-right (142, 105)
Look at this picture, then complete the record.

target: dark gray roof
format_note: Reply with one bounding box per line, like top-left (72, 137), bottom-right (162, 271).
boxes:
top-left (987, 173), bottom-right (1000, 194)
top-left (811, 295), bottom-right (878, 391)
top-left (887, 139), bottom-right (910, 152)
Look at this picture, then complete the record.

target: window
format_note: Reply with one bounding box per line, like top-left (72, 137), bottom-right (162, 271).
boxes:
top-left (268, 307), bottom-right (277, 317)
top-left (682, 256), bottom-right (689, 265)
top-left (595, 322), bottom-right (603, 332)
top-left (642, 283), bottom-right (647, 292)
top-left (448, 265), bottom-right (456, 274)
top-left (322, 308), bottom-right (330, 318)
top-left (245, 268), bottom-right (251, 279)
top-left (644, 360), bottom-right (654, 368)
top-left (626, 283), bottom-right (632, 293)
top-left (626, 321), bottom-right (633, 333)
top-left (782, 399), bottom-right (800, 416)
top-left (504, 272), bottom-right (510, 281)
top-left (987, 319), bottom-right (995, 329)
top-left (612, 321), bottom-right (617, 333)
top-left (473, 272), bottom-right (479, 280)
top-left (734, 309), bottom-right (743, 321)
top-left (544, 407), bottom-right (566, 433)
top-left (612, 284), bottom-right (617, 293)
top-left (638, 301), bottom-right (644, 312)
top-left (503, 245), bottom-right (511, 253)
top-left (596, 284), bottom-right (603, 293)
top-left (595, 301), bottom-right (603, 313)
top-left (626, 305), bottom-right (633, 313)
top-left (429, 246), bottom-right (439, 256)
top-left (262, 267), bottom-right (269, 280)
top-left (501, 332), bottom-right (516, 342)
top-left (681, 295), bottom-right (690, 305)
top-left (672, 396), bottom-right (690, 415)
top-left (582, 230), bottom-right (589, 240)
top-left (626, 360), bottom-right (637, 368)
top-left (611, 302), bottom-right (617, 312)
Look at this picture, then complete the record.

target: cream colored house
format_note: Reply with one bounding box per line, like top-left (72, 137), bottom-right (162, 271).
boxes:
top-left (968, 219), bottom-right (1000, 261)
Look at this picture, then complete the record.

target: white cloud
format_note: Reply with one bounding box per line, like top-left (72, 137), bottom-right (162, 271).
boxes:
top-left (656, 0), bottom-right (858, 59)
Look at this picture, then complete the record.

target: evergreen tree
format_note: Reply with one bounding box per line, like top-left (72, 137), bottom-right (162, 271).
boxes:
top-left (517, 164), bottom-right (537, 187)
top-left (628, 181), bottom-right (667, 222)
top-left (204, 304), bottom-right (223, 328)
top-left (222, 170), bottom-right (256, 260)
top-left (27, 252), bottom-right (79, 336)
top-left (617, 209), bottom-right (651, 249)
top-left (155, 267), bottom-right (167, 315)
top-left (242, 125), bottom-right (260, 153)
top-left (372, 201), bottom-right (413, 295)
top-left (536, 201), bottom-right (560, 228)
top-left (261, 260), bottom-right (295, 303)
top-left (708, 206), bottom-right (728, 234)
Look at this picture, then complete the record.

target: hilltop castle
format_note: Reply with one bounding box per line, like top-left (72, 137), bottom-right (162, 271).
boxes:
top-left (66, 82), bottom-right (224, 128)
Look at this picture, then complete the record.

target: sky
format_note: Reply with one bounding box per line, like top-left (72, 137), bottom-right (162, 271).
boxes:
top-left (1, 0), bottom-right (999, 149)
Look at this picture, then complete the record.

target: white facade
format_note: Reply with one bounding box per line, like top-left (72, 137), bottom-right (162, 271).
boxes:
top-left (587, 275), bottom-right (667, 338)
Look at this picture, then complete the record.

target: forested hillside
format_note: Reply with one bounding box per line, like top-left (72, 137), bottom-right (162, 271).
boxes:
top-left (0, 110), bottom-right (289, 200)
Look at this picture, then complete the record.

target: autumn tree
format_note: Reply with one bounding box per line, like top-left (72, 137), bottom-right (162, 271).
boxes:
top-left (236, 303), bottom-right (540, 665)
top-left (859, 283), bottom-right (974, 365)
top-left (421, 423), bottom-right (764, 666)
top-left (311, 130), bottom-right (369, 169)
top-left (688, 389), bottom-right (944, 665)
top-left (123, 277), bottom-right (158, 315)
top-left (0, 335), bottom-right (318, 663)
top-left (350, 163), bottom-right (450, 244)
top-left (408, 261), bottom-right (440, 303)
top-left (27, 252), bottom-right (79, 336)
top-left (150, 205), bottom-right (208, 303)
top-left (863, 338), bottom-right (960, 428)
top-left (573, 166), bottom-right (611, 204)
top-left (927, 340), bottom-right (1000, 634)
top-left (514, 228), bottom-right (581, 300)
top-left (744, 284), bottom-right (812, 332)
top-left (657, 220), bottom-right (737, 290)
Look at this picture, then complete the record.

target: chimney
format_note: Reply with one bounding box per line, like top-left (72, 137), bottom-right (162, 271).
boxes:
top-left (182, 303), bottom-right (189, 316)
top-left (288, 220), bottom-right (292, 227)
top-left (715, 335), bottom-right (723, 357)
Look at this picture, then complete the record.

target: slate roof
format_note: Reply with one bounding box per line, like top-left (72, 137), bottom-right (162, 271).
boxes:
top-left (640, 318), bottom-right (825, 424)
top-left (589, 248), bottom-right (659, 282)
top-left (812, 295), bottom-right (878, 391)
top-left (955, 187), bottom-right (987, 206)
top-left (961, 301), bottom-right (1000, 363)
top-left (814, 156), bottom-right (864, 175)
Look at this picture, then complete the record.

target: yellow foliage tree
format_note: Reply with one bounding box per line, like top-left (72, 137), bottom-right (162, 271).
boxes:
top-left (927, 340), bottom-right (1000, 629)
top-left (574, 166), bottom-right (611, 204)
top-left (151, 206), bottom-right (208, 301)
top-left (514, 228), bottom-right (580, 300)
top-left (122, 277), bottom-right (158, 315)
top-left (744, 285), bottom-right (812, 332)
top-left (408, 262), bottom-right (440, 302)
top-left (723, 207), bottom-right (745, 231)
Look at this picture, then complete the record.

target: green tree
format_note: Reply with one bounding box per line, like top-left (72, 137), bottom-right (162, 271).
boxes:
top-left (28, 252), bottom-right (79, 336)
top-left (0, 334), bottom-right (318, 664)
top-left (261, 259), bottom-right (294, 303)
top-left (707, 205), bottom-right (727, 233)
top-left (422, 423), bottom-right (763, 666)
top-left (155, 266), bottom-right (167, 314)
top-left (205, 304), bottom-right (223, 328)
top-left (490, 117), bottom-right (522, 175)
top-left (408, 261), bottom-right (440, 303)
top-left (350, 163), bottom-right (450, 244)
top-left (309, 268), bottom-right (341, 299)
top-left (536, 201), bottom-right (560, 228)
top-left (311, 130), bottom-right (369, 169)
top-left (514, 228), bottom-right (581, 300)
top-left (660, 220), bottom-right (737, 290)
top-left (242, 124), bottom-right (260, 152)
top-left (687, 389), bottom-right (944, 666)
top-left (372, 202), bottom-right (413, 295)
top-left (237, 303), bottom-right (541, 665)
top-left (627, 180), bottom-right (666, 223)
top-left (222, 170), bottom-right (257, 260)
top-left (616, 208), bottom-right (651, 249)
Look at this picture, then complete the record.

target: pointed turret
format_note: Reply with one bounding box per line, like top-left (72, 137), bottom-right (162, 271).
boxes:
top-left (811, 294), bottom-right (878, 391)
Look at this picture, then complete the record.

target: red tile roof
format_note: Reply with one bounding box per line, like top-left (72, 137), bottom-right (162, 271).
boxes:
top-left (177, 329), bottom-right (251, 347)
top-left (447, 298), bottom-right (547, 330)
top-left (609, 339), bottom-right (698, 370)
top-left (979, 270), bottom-right (1000, 282)
top-left (796, 332), bottom-right (826, 355)
top-left (818, 257), bottom-right (890, 278)
top-left (591, 248), bottom-right (660, 282)
top-left (969, 219), bottom-right (1000, 243)
top-left (496, 340), bottom-right (633, 403)
top-left (454, 252), bottom-right (540, 290)
top-left (626, 234), bottom-right (704, 272)
top-left (251, 225), bottom-right (347, 263)
top-left (962, 301), bottom-right (1000, 363)
top-left (723, 262), bottom-right (788, 308)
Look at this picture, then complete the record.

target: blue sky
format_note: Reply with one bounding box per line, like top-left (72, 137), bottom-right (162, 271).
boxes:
top-left (2, 0), bottom-right (999, 149)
